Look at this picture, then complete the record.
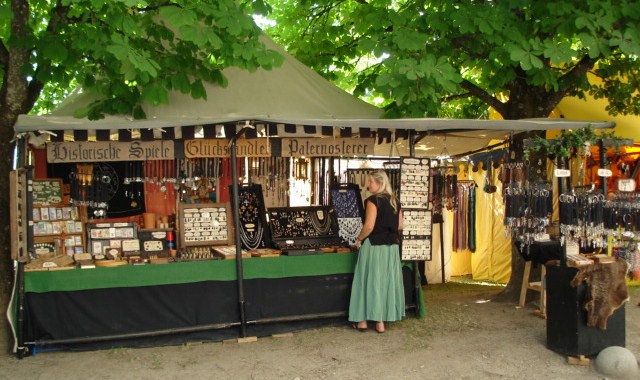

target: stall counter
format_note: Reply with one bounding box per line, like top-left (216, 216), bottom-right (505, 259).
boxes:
top-left (15, 253), bottom-right (424, 354)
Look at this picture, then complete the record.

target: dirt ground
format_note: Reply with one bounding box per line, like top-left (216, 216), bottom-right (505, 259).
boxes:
top-left (1, 282), bottom-right (638, 380)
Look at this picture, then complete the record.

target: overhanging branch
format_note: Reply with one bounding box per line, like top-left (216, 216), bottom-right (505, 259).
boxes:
top-left (460, 79), bottom-right (505, 114)
top-left (547, 55), bottom-right (599, 106)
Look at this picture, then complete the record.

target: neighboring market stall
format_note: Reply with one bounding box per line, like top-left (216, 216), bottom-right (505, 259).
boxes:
top-left (8, 36), bottom-right (624, 358)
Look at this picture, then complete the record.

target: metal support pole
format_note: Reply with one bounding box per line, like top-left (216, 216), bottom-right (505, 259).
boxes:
top-left (598, 139), bottom-right (607, 194)
top-left (407, 131), bottom-right (423, 307)
top-left (439, 219), bottom-right (445, 284)
top-left (229, 124), bottom-right (253, 337)
top-left (16, 261), bottom-right (26, 359)
top-left (16, 136), bottom-right (32, 358)
top-left (557, 156), bottom-right (568, 267)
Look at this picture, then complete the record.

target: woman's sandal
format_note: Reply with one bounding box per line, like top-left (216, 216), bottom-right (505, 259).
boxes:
top-left (375, 322), bottom-right (385, 334)
top-left (351, 323), bottom-right (368, 332)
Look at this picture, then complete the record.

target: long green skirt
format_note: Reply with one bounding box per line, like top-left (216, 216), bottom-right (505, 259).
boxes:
top-left (348, 240), bottom-right (406, 322)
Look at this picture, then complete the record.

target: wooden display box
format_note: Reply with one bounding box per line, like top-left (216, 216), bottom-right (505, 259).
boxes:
top-left (546, 265), bottom-right (625, 357)
top-left (178, 203), bottom-right (232, 247)
top-left (86, 222), bottom-right (137, 257)
top-left (138, 229), bottom-right (171, 258)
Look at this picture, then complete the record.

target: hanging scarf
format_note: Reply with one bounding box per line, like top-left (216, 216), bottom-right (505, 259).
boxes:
top-left (468, 184), bottom-right (476, 252)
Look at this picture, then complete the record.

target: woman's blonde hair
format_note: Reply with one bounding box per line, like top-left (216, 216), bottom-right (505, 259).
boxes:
top-left (369, 171), bottom-right (398, 213)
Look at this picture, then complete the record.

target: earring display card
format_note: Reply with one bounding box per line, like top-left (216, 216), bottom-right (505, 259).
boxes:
top-left (178, 203), bottom-right (232, 247)
top-left (329, 184), bottom-right (364, 245)
top-left (400, 158), bottom-right (431, 210)
top-left (229, 184), bottom-right (272, 250)
top-left (400, 157), bottom-right (433, 261)
top-left (403, 209), bottom-right (432, 237)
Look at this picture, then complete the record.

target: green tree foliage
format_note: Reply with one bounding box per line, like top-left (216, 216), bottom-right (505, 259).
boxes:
top-left (262, 0), bottom-right (640, 120)
top-left (0, 0), bottom-right (278, 335)
top-left (1, 0), bottom-right (280, 123)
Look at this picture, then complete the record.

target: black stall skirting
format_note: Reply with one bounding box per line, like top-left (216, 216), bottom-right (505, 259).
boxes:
top-left (23, 267), bottom-right (420, 352)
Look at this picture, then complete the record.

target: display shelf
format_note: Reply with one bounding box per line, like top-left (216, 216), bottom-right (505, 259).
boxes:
top-left (31, 204), bottom-right (84, 256)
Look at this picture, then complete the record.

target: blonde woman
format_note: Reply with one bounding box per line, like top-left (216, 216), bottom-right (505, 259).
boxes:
top-left (349, 171), bottom-right (405, 333)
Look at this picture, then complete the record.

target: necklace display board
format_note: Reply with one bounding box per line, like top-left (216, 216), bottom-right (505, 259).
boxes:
top-left (329, 183), bottom-right (364, 245)
top-left (268, 206), bottom-right (343, 255)
top-left (229, 184), bottom-right (273, 250)
top-left (399, 157), bottom-right (433, 261)
top-left (47, 162), bottom-right (145, 218)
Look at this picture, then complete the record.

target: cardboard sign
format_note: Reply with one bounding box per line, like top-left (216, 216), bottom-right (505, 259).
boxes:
top-left (47, 141), bottom-right (174, 163)
top-left (280, 137), bottom-right (374, 157)
top-left (184, 138), bottom-right (271, 158)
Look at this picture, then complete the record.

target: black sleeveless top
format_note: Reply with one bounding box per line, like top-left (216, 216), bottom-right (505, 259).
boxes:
top-left (365, 194), bottom-right (400, 245)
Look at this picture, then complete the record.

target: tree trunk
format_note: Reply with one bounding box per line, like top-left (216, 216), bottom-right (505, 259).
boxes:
top-left (493, 242), bottom-right (526, 303)
top-left (491, 130), bottom-right (547, 304)
top-left (0, 123), bottom-right (16, 354)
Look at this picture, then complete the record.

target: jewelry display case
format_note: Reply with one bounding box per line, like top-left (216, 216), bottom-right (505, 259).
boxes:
top-left (268, 206), bottom-right (343, 255)
top-left (86, 222), bottom-right (138, 258)
top-left (178, 203), bottom-right (232, 247)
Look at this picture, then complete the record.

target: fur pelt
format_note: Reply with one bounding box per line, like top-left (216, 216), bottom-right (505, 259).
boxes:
top-left (570, 260), bottom-right (630, 329)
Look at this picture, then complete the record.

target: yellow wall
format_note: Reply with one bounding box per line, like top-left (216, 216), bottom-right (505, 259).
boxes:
top-left (556, 79), bottom-right (639, 141)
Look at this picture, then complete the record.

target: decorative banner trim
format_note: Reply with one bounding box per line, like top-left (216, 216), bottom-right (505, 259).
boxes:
top-left (281, 137), bottom-right (374, 157)
top-left (46, 140), bottom-right (174, 163)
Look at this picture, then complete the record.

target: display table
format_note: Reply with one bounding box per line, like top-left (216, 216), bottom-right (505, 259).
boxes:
top-left (517, 240), bottom-right (562, 266)
top-left (17, 253), bottom-right (425, 352)
top-left (546, 265), bottom-right (625, 357)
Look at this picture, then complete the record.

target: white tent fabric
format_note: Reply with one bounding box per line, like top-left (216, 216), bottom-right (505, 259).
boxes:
top-left (14, 36), bottom-right (615, 157)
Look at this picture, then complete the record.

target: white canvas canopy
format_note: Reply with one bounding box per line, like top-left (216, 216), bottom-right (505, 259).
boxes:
top-left (14, 36), bottom-right (615, 157)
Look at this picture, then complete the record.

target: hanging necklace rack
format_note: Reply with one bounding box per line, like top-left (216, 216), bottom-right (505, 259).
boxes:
top-left (558, 184), bottom-right (607, 249)
top-left (504, 176), bottom-right (553, 246)
top-left (247, 157), bottom-right (289, 206)
top-left (177, 157), bottom-right (222, 203)
top-left (431, 165), bottom-right (458, 211)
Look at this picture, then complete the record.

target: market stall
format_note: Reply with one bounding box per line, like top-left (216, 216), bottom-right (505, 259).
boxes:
top-left (8, 36), bottom-right (622, 358)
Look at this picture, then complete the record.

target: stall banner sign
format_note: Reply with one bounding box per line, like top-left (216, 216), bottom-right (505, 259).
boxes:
top-left (47, 141), bottom-right (174, 163)
top-left (281, 137), bottom-right (374, 157)
top-left (184, 139), bottom-right (271, 158)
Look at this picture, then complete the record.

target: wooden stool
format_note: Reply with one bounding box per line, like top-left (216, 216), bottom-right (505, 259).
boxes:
top-left (519, 261), bottom-right (546, 318)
